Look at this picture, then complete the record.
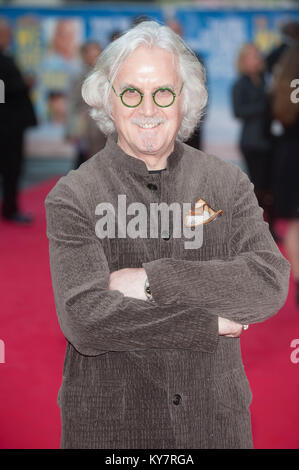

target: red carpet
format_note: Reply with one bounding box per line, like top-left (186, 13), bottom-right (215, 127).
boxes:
top-left (0, 178), bottom-right (298, 449)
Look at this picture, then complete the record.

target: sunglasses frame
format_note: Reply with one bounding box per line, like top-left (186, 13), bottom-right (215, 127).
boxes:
top-left (111, 83), bottom-right (184, 108)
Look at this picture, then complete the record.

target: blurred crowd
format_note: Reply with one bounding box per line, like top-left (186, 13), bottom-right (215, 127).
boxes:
top-left (0, 15), bottom-right (299, 304)
top-left (231, 21), bottom-right (299, 304)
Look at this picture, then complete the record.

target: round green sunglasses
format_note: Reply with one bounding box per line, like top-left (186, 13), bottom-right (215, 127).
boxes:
top-left (110, 82), bottom-right (184, 108)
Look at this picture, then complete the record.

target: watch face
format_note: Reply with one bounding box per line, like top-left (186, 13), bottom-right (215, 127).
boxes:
top-left (146, 289), bottom-right (152, 299)
top-left (145, 278), bottom-right (153, 300)
top-left (145, 285), bottom-right (152, 300)
top-left (146, 286), bottom-right (151, 294)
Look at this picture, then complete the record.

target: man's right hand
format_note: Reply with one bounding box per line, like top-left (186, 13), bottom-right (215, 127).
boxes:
top-left (218, 317), bottom-right (243, 337)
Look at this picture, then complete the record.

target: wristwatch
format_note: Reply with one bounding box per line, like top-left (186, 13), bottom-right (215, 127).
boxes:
top-left (144, 277), bottom-right (154, 302)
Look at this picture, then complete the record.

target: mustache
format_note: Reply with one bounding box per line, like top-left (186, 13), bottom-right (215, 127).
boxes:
top-left (131, 117), bottom-right (167, 126)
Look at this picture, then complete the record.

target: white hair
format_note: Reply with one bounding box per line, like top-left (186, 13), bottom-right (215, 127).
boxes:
top-left (82, 21), bottom-right (208, 141)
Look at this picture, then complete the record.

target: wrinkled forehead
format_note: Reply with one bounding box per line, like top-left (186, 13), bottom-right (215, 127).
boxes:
top-left (114, 46), bottom-right (181, 86)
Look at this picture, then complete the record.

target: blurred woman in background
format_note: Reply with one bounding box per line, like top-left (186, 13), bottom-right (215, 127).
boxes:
top-left (67, 41), bottom-right (106, 169)
top-left (232, 43), bottom-right (276, 239)
top-left (270, 46), bottom-right (299, 305)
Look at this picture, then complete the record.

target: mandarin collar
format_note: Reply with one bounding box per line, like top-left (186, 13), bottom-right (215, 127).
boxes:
top-left (101, 133), bottom-right (184, 177)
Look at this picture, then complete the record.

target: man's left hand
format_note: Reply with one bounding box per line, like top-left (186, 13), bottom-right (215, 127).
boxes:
top-left (109, 268), bottom-right (148, 301)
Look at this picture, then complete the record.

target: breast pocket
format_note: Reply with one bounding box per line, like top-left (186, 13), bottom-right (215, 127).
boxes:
top-left (58, 378), bottom-right (126, 424)
top-left (177, 212), bottom-right (229, 261)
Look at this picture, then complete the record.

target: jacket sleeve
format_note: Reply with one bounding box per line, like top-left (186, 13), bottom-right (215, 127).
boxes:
top-left (45, 182), bottom-right (219, 356)
top-left (142, 168), bottom-right (291, 324)
top-left (232, 79), bottom-right (268, 119)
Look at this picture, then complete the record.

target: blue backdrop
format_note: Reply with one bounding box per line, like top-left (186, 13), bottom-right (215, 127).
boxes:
top-left (1, 3), bottom-right (298, 162)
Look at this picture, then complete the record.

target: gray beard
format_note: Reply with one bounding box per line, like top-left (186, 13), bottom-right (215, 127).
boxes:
top-left (140, 134), bottom-right (157, 152)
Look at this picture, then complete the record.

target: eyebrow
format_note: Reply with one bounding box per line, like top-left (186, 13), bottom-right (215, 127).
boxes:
top-left (119, 83), bottom-right (176, 92)
top-left (119, 83), bottom-right (141, 91)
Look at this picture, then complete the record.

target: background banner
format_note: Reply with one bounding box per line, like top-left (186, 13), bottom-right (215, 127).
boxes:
top-left (1, 4), bottom-right (298, 162)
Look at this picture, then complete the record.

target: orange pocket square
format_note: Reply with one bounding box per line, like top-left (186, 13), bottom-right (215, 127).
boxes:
top-left (184, 198), bottom-right (223, 227)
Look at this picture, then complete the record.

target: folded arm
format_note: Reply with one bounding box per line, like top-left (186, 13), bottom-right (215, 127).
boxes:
top-left (142, 168), bottom-right (291, 324)
top-left (45, 183), bottom-right (219, 356)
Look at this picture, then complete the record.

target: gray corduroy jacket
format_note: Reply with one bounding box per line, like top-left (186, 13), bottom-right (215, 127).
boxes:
top-left (45, 134), bottom-right (290, 449)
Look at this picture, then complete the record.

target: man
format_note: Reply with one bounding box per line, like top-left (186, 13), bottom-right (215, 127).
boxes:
top-left (0, 18), bottom-right (37, 223)
top-left (45, 22), bottom-right (290, 449)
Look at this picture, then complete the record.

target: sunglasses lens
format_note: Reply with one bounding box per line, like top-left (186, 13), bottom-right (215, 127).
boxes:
top-left (154, 89), bottom-right (175, 107)
top-left (122, 89), bottom-right (142, 107)
top-left (120, 88), bottom-right (176, 107)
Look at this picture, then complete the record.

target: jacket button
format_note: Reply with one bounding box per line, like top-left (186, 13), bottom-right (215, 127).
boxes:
top-left (147, 183), bottom-right (158, 191)
top-left (173, 394), bottom-right (182, 405)
top-left (161, 230), bottom-right (171, 240)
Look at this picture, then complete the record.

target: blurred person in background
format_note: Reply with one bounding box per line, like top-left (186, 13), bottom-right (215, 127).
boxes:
top-left (0, 18), bottom-right (37, 224)
top-left (167, 17), bottom-right (206, 151)
top-left (50, 19), bottom-right (81, 62)
top-left (67, 41), bottom-right (106, 169)
top-left (232, 43), bottom-right (277, 240)
top-left (269, 45), bottom-right (299, 305)
top-left (109, 30), bottom-right (122, 43)
top-left (266, 21), bottom-right (299, 74)
top-left (47, 90), bottom-right (68, 125)
top-left (29, 91), bottom-right (68, 141)
top-left (36, 18), bottom-right (82, 123)
top-left (131, 15), bottom-right (152, 28)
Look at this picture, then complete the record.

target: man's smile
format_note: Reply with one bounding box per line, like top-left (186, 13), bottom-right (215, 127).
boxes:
top-left (131, 116), bottom-right (167, 131)
top-left (135, 122), bottom-right (162, 129)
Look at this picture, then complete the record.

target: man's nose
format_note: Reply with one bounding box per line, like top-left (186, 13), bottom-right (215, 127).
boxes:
top-left (139, 92), bottom-right (155, 116)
